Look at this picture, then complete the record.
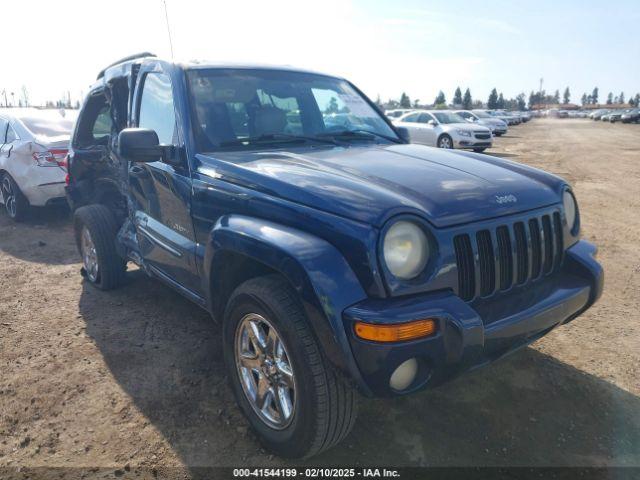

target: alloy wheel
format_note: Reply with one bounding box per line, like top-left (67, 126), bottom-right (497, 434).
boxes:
top-left (235, 313), bottom-right (296, 429)
top-left (439, 136), bottom-right (452, 149)
top-left (81, 226), bottom-right (99, 282)
top-left (1, 177), bottom-right (17, 218)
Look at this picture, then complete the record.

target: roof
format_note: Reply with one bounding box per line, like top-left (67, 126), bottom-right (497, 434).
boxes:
top-left (97, 52), bottom-right (340, 81)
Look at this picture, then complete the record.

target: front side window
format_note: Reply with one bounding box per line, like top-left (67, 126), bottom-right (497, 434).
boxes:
top-left (187, 68), bottom-right (398, 151)
top-left (432, 112), bottom-right (466, 124)
top-left (138, 72), bottom-right (177, 145)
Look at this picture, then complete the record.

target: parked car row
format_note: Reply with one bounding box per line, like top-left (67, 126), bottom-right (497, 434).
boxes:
top-left (536, 108), bottom-right (640, 123)
top-left (386, 108), bottom-right (531, 152)
top-left (589, 108), bottom-right (640, 123)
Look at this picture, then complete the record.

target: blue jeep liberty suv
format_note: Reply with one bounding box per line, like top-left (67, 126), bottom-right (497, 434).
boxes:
top-left (66, 53), bottom-right (604, 458)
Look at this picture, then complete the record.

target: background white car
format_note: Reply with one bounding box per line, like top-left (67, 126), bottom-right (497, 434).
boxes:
top-left (0, 109), bottom-right (77, 221)
top-left (393, 110), bottom-right (493, 152)
top-left (385, 109), bottom-right (413, 119)
top-left (455, 109), bottom-right (508, 136)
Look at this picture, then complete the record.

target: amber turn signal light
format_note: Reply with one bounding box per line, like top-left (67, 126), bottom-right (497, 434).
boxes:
top-left (354, 319), bottom-right (437, 343)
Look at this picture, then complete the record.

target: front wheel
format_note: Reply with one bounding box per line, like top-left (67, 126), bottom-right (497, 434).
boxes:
top-left (73, 204), bottom-right (126, 290)
top-left (437, 134), bottom-right (453, 149)
top-left (223, 275), bottom-right (357, 458)
top-left (1, 173), bottom-right (29, 221)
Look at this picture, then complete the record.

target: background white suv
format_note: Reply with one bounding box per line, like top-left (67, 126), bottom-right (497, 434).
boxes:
top-left (393, 110), bottom-right (493, 152)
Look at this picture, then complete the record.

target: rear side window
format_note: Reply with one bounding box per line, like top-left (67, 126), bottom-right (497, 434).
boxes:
top-left (92, 106), bottom-right (112, 139)
top-left (401, 113), bottom-right (420, 123)
top-left (74, 92), bottom-right (112, 147)
top-left (0, 118), bottom-right (7, 143)
top-left (5, 125), bottom-right (18, 143)
top-left (138, 72), bottom-right (177, 144)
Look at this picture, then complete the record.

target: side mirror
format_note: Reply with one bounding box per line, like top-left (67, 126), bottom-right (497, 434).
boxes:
top-left (427, 119), bottom-right (436, 126)
top-left (118, 128), bottom-right (163, 162)
top-left (396, 126), bottom-right (411, 143)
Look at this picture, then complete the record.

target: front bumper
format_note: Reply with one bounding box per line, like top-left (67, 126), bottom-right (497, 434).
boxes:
top-left (455, 137), bottom-right (493, 149)
top-left (343, 240), bottom-right (603, 397)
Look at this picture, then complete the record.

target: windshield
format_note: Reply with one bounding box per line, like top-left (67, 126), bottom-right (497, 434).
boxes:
top-left (473, 111), bottom-right (492, 118)
top-left (187, 69), bottom-right (398, 151)
top-left (19, 111), bottom-right (77, 139)
top-left (432, 112), bottom-right (466, 124)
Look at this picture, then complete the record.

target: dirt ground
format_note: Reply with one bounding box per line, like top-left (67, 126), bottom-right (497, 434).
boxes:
top-left (1, 119), bottom-right (639, 476)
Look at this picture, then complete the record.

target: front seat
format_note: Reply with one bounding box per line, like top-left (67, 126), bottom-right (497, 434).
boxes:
top-left (251, 106), bottom-right (288, 137)
top-left (203, 103), bottom-right (237, 147)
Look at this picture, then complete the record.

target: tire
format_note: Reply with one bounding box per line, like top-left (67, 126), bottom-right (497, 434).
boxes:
top-left (495, 132), bottom-right (503, 137)
top-left (1, 173), bottom-right (29, 222)
top-left (437, 134), bottom-right (453, 149)
top-left (223, 275), bottom-right (357, 458)
top-left (473, 147), bottom-right (487, 153)
top-left (73, 204), bottom-right (126, 290)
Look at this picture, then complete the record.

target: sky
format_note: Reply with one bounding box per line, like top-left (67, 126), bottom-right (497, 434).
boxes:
top-left (2, 0), bottom-right (639, 107)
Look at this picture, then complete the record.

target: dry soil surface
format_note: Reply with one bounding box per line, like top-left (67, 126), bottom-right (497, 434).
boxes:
top-left (1, 119), bottom-right (639, 477)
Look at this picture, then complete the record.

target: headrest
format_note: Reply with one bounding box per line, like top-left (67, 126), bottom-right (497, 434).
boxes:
top-left (253, 106), bottom-right (287, 136)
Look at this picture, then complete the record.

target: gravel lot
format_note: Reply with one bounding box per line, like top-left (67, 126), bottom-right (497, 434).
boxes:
top-left (1, 119), bottom-right (639, 476)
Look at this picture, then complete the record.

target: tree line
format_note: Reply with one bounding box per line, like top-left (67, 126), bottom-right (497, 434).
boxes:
top-left (379, 86), bottom-right (640, 110)
top-left (0, 86), bottom-right (81, 109)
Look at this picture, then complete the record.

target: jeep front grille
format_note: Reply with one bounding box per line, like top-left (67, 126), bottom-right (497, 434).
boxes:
top-left (453, 212), bottom-right (564, 301)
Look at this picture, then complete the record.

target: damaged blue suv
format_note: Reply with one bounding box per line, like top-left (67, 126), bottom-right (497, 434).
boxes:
top-left (66, 53), bottom-right (603, 458)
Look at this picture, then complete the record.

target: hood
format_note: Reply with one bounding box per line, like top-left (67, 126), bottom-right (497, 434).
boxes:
top-left (197, 144), bottom-right (563, 228)
top-left (442, 123), bottom-right (490, 132)
top-left (481, 118), bottom-right (506, 126)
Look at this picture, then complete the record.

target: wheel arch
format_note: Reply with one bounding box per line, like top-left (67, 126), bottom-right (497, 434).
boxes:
top-left (205, 215), bottom-right (370, 391)
top-left (437, 132), bottom-right (452, 146)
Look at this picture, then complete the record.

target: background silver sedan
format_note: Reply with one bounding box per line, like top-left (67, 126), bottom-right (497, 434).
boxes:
top-left (0, 109), bottom-right (77, 221)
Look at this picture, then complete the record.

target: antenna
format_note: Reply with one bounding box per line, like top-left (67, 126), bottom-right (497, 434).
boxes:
top-left (162, 0), bottom-right (175, 59)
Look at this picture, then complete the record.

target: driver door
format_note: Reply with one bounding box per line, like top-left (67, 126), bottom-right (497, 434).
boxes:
top-left (414, 113), bottom-right (438, 146)
top-left (129, 67), bottom-right (201, 296)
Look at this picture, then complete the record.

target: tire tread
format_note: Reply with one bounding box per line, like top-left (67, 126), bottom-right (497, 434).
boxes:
top-left (228, 275), bottom-right (357, 458)
top-left (74, 204), bottom-right (126, 290)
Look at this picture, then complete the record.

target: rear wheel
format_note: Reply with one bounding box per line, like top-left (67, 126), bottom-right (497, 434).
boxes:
top-left (1, 173), bottom-right (29, 221)
top-left (73, 204), bottom-right (126, 290)
top-left (437, 134), bottom-right (453, 149)
top-left (223, 275), bottom-right (357, 458)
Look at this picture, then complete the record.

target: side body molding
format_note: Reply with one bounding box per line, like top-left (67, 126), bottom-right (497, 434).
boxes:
top-left (205, 215), bottom-right (370, 390)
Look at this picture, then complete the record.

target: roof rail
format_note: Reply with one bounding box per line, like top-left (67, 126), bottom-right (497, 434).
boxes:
top-left (97, 52), bottom-right (157, 79)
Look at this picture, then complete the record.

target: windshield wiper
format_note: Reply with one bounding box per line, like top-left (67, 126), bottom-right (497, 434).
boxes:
top-left (219, 133), bottom-right (340, 147)
top-left (320, 129), bottom-right (402, 144)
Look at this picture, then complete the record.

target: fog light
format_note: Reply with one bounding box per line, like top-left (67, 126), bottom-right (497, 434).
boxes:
top-left (389, 358), bottom-right (418, 391)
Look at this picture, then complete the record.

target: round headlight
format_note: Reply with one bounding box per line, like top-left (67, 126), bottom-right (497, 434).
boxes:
top-left (563, 190), bottom-right (577, 232)
top-left (383, 221), bottom-right (429, 279)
